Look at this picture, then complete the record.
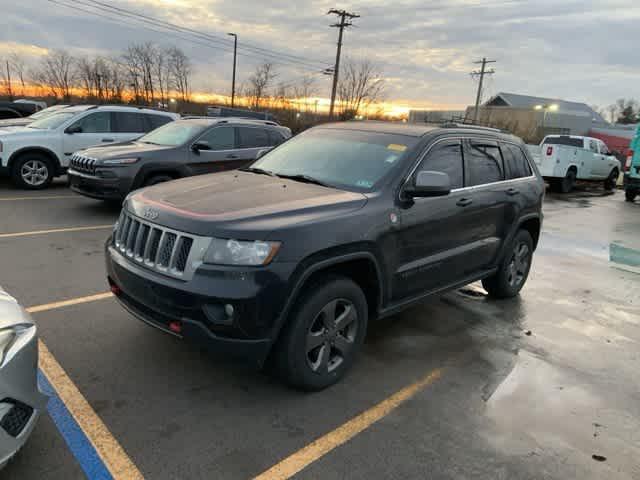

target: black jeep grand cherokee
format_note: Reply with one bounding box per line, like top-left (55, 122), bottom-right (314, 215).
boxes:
top-left (106, 122), bottom-right (544, 390)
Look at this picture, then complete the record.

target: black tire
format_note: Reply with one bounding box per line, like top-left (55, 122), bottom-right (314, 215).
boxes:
top-left (143, 174), bottom-right (174, 187)
top-left (274, 275), bottom-right (368, 391)
top-left (482, 230), bottom-right (534, 299)
top-left (604, 169), bottom-right (619, 191)
top-left (626, 189), bottom-right (638, 202)
top-left (549, 178), bottom-right (562, 193)
top-left (559, 170), bottom-right (576, 193)
top-left (10, 153), bottom-right (54, 190)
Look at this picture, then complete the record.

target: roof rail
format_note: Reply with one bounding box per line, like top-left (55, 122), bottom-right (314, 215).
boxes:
top-left (441, 122), bottom-right (503, 133)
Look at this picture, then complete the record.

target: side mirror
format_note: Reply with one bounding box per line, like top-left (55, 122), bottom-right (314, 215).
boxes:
top-left (65, 125), bottom-right (82, 134)
top-left (404, 171), bottom-right (451, 198)
top-left (191, 141), bottom-right (211, 152)
top-left (256, 147), bottom-right (273, 159)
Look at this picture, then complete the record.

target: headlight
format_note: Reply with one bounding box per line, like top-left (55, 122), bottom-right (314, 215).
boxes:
top-left (102, 157), bottom-right (139, 165)
top-left (203, 238), bottom-right (281, 266)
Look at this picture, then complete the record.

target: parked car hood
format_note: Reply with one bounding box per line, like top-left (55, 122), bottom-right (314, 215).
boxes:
top-left (83, 141), bottom-right (173, 160)
top-left (0, 126), bottom-right (35, 137)
top-left (0, 118), bottom-right (33, 128)
top-left (0, 286), bottom-right (34, 330)
top-left (126, 170), bottom-right (368, 238)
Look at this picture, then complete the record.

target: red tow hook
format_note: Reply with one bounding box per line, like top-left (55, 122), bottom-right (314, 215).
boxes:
top-left (169, 321), bottom-right (183, 334)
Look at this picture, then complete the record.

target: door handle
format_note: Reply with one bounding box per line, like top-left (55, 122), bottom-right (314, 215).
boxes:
top-left (506, 187), bottom-right (520, 196)
top-left (101, 138), bottom-right (114, 142)
top-left (226, 154), bottom-right (238, 159)
top-left (456, 198), bottom-right (473, 207)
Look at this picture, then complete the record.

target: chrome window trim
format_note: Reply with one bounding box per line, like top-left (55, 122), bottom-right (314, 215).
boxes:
top-left (399, 134), bottom-right (536, 200)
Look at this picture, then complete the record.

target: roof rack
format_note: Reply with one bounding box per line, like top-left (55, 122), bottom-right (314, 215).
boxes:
top-left (440, 122), bottom-right (503, 132)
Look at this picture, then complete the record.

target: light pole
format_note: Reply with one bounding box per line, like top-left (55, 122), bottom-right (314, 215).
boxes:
top-left (535, 103), bottom-right (559, 136)
top-left (228, 33), bottom-right (237, 108)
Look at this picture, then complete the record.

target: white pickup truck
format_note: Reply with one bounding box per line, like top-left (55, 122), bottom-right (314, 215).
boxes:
top-left (533, 135), bottom-right (620, 193)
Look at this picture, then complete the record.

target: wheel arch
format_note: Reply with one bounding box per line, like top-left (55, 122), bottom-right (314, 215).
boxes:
top-left (8, 147), bottom-right (62, 172)
top-left (518, 215), bottom-right (541, 250)
top-left (131, 165), bottom-right (184, 190)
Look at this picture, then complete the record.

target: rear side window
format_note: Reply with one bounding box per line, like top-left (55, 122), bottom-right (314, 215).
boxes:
top-left (238, 127), bottom-right (270, 148)
top-left (70, 112), bottom-right (112, 133)
top-left (418, 140), bottom-right (464, 189)
top-left (146, 114), bottom-right (173, 131)
top-left (465, 142), bottom-right (503, 186)
top-left (113, 112), bottom-right (146, 133)
top-left (544, 136), bottom-right (583, 148)
top-left (501, 144), bottom-right (532, 179)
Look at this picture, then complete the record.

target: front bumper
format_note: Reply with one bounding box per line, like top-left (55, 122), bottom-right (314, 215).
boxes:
top-left (68, 169), bottom-right (131, 201)
top-left (0, 323), bottom-right (47, 468)
top-left (106, 240), bottom-right (296, 366)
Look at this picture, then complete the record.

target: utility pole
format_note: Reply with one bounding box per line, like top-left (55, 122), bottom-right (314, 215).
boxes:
top-left (328, 9), bottom-right (359, 119)
top-left (228, 33), bottom-right (238, 107)
top-left (471, 58), bottom-right (495, 123)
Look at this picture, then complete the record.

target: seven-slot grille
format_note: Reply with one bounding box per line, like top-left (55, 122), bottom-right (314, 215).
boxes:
top-left (114, 210), bottom-right (195, 278)
top-left (70, 153), bottom-right (97, 175)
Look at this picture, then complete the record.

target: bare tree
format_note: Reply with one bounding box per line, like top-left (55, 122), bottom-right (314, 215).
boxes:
top-left (293, 76), bottom-right (317, 112)
top-left (247, 62), bottom-right (276, 109)
top-left (615, 98), bottom-right (638, 124)
top-left (122, 43), bottom-right (158, 104)
top-left (31, 49), bottom-right (76, 100)
top-left (9, 53), bottom-right (27, 96)
top-left (154, 48), bottom-right (171, 107)
top-left (167, 46), bottom-right (191, 102)
top-left (0, 58), bottom-right (14, 100)
top-left (337, 58), bottom-right (385, 120)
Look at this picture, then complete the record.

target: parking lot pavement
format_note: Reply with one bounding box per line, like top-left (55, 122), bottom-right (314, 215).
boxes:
top-left (0, 183), bottom-right (639, 480)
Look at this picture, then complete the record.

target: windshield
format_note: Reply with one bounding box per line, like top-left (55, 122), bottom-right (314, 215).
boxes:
top-left (137, 121), bottom-right (206, 146)
top-left (250, 128), bottom-right (419, 191)
top-left (28, 112), bottom-right (76, 130)
top-left (30, 106), bottom-right (66, 120)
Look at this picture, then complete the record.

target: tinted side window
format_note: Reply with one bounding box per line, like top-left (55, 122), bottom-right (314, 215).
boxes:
top-left (198, 126), bottom-right (235, 150)
top-left (465, 142), bottom-right (503, 186)
top-left (71, 112), bottom-right (111, 133)
top-left (418, 140), bottom-right (464, 189)
top-left (268, 130), bottom-right (285, 146)
top-left (588, 140), bottom-right (598, 153)
top-left (113, 112), bottom-right (146, 133)
top-left (238, 127), bottom-right (270, 148)
top-left (146, 114), bottom-right (173, 131)
top-left (502, 144), bottom-right (532, 179)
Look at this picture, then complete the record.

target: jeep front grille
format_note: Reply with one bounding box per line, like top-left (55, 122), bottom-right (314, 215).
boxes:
top-left (113, 210), bottom-right (210, 280)
top-left (70, 153), bottom-right (97, 175)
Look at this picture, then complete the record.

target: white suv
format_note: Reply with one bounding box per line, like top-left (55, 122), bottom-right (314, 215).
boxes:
top-left (0, 105), bottom-right (179, 189)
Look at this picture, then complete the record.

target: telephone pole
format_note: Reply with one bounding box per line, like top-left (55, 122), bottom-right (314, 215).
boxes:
top-left (328, 9), bottom-right (359, 119)
top-left (228, 33), bottom-right (238, 107)
top-left (471, 58), bottom-right (495, 123)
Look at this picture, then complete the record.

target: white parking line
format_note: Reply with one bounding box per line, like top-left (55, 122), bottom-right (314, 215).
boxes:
top-left (0, 225), bottom-right (113, 239)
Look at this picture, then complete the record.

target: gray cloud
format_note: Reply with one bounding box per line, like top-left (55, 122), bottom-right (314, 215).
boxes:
top-left (2, 0), bottom-right (638, 109)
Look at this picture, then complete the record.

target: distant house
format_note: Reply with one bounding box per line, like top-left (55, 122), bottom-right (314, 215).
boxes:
top-left (466, 92), bottom-right (610, 142)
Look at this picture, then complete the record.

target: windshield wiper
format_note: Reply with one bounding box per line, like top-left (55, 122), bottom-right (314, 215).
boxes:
top-left (239, 167), bottom-right (277, 177)
top-left (275, 173), bottom-right (331, 188)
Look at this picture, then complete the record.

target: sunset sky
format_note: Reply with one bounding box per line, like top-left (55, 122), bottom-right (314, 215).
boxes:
top-left (2, 0), bottom-right (639, 113)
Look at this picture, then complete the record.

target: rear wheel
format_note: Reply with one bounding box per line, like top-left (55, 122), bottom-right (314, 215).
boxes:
top-left (626, 189), bottom-right (638, 202)
top-left (483, 230), bottom-right (534, 299)
top-left (559, 170), bottom-right (576, 193)
top-left (11, 153), bottom-right (54, 190)
top-left (274, 276), bottom-right (368, 391)
top-left (604, 169), bottom-right (619, 191)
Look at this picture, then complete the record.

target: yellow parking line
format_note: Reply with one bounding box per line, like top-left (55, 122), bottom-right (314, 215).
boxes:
top-left (0, 225), bottom-right (112, 239)
top-left (39, 340), bottom-right (144, 480)
top-left (0, 195), bottom-right (80, 201)
top-left (26, 292), bottom-right (113, 314)
top-left (253, 368), bottom-right (444, 480)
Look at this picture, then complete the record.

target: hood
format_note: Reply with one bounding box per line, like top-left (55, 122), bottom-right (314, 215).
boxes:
top-left (0, 286), bottom-right (34, 330)
top-left (0, 125), bottom-right (36, 136)
top-left (0, 118), bottom-right (32, 128)
top-left (83, 141), bottom-right (174, 161)
top-left (127, 170), bottom-right (368, 238)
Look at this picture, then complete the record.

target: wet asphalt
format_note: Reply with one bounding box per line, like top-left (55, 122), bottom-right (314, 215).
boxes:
top-left (1, 178), bottom-right (639, 480)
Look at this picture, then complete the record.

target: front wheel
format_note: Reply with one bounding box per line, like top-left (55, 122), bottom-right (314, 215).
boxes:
top-left (11, 154), bottom-right (54, 190)
top-left (626, 189), bottom-right (638, 202)
top-left (143, 174), bottom-right (174, 187)
top-left (604, 169), bottom-right (619, 191)
top-left (483, 230), bottom-right (534, 299)
top-left (274, 276), bottom-right (368, 391)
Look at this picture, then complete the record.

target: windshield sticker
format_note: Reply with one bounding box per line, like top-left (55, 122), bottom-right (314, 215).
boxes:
top-left (356, 180), bottom-right (373, 188)
top-left (387, 143), bottom-right (407, 152)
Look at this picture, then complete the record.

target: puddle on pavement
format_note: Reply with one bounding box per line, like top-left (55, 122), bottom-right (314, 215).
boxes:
top-left (482, 351), bottom-right (640, 477)
top-left (609, 242), bottom-right (640, 274)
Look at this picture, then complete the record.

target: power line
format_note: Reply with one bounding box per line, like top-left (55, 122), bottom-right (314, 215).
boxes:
top-left (327, 9), bottom-right (359, 119)
top-left (471, 57), bottom-right (496, 123)
top-left (58, 0), bottom-right (332, 72)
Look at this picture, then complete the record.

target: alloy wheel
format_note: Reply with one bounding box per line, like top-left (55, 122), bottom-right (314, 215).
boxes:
top-left (507, 242), bottom-right (530, 287)
top-left (306, 298), bottom-right (358, 374)
top-left (21, 160), bottom-right (49, 187)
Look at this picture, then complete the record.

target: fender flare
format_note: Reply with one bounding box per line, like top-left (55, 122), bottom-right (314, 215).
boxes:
top-left (8, 146), bottom-right (62, 171)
